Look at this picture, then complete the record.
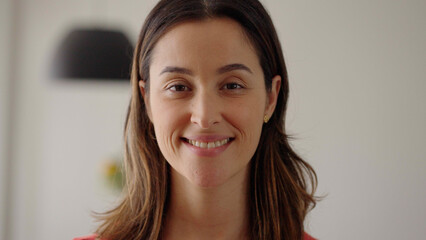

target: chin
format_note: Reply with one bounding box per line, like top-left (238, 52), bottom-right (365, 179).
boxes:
top-left (188, 168), bottom-right (228, 189)
top-left (187, 163), bottom-right (249, 189)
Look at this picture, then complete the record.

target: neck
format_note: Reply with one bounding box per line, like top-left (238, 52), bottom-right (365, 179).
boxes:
top-left (163, 167), bottom-right (250, 240)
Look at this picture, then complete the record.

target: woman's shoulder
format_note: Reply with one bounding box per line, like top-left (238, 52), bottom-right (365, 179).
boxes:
top-left (73, 234), bottom-right (98, 240)
top-left (74, 233), bottom-right (315, 240)
top-left (73, 233), bottom-right (315, 240)
top-left (304, 232), bottom-right (317, 240)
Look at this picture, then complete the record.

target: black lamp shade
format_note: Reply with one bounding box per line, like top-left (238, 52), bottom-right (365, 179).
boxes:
top-left (51, 29), bottom-right (134, 80)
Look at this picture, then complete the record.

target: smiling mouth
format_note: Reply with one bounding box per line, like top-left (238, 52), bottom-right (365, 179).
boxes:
top-left (182, 138), bottom-right (234, 149)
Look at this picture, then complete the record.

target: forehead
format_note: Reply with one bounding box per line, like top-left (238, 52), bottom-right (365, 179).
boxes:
top-left (158, 17), bottom-right (251, 46)
top-left (149, 17), bottom-right (261, 75)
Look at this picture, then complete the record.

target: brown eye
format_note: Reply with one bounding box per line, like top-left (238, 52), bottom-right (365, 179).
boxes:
top-left (223, 83), bottom-right (243, 90)
top-left (168, 84), bottom-right (190, 92)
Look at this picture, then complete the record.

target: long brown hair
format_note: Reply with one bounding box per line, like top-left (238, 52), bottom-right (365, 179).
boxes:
top-left (96, 0), bottom-right (317, 239)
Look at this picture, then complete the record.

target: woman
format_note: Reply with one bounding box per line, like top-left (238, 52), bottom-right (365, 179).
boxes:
top-left (75, 0), bottom-right (317, 239)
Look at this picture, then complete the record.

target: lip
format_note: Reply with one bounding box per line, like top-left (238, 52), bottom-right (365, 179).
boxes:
top-left (181, 135), bottom-right (234, 157)
top-left (184, 135), bottom-right (233, 142)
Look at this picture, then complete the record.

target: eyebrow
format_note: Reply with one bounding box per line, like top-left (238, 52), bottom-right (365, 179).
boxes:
top-left (159, 63), bottom-right (253, 76)
top-left (160, 66), bottom-right (193, 76)
top-left (217, 63), bottom-right (253, 75)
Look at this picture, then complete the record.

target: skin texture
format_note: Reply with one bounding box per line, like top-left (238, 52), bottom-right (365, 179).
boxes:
top-left (140, 18), bottom-right (281, 239)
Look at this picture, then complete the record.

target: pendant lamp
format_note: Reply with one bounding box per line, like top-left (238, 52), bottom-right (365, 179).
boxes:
top-left (51, 28), bottom-right (134, 80)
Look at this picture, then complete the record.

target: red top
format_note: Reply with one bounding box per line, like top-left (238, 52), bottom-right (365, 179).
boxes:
top-left (304, 232), bottom-right (317, 240)
top-left (74, 233), bottom-right (316, 240)
top-left (73, 234), bottom-right (97, 240)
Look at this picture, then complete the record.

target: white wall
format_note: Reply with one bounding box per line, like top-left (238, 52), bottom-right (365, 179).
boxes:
top-left (263, 0), bottom-right (426, 239)
top-left (3, 0), bottom-right (425, 240)
top-left (0, 0), bottom-right (13, 238)
top-left (5, 0), bottom-right (156, 239)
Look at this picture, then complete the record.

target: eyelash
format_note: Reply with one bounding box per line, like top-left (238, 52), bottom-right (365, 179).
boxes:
top-left (222, 83), bottom-right (243, 90)
top-left (167, 83), bottom-right (244, 92)
top-left (167, 84), bottom-right (190, 92)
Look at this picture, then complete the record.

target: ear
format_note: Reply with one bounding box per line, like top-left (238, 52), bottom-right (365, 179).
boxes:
top-left (139, 80), bottom-right (153, 121)
top-left (264, 75), bottom-right (281, 119)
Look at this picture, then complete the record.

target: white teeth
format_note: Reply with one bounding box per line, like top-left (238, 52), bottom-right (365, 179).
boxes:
top-left (186, 138), bottom-right (231, 149)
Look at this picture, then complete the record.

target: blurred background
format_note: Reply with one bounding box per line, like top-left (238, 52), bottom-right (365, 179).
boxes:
top-left (0, 0), bottom-right (425, 239)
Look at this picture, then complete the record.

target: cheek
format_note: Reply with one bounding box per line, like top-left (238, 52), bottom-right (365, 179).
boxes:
top-left (227, 97), bottom-right (265, 146)
top-left (150, 97), bottom-right (188, 159)
top-left (231, 95), bottom-right (265, 126)
top-left (150, 94), bottom-right (184, 131)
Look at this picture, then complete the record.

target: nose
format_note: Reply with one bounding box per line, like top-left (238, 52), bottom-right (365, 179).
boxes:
top-left (190, 89), bottom-right (222, 129)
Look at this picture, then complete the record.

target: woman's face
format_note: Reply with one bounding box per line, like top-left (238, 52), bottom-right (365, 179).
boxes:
top-left (141, 18), bottom-right (280, 188)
